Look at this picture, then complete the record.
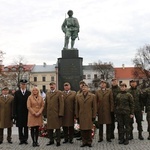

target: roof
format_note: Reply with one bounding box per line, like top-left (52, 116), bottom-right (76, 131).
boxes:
top-left (3, 64), bottom-right (35, 71)
top-left (31, 64), bottom-right (56, 72)
top-left (114, 67), bottom-right (146, 79)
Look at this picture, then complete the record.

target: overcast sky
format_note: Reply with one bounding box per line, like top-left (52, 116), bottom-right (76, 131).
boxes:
top-left (0, 0), bottom-right (150, 67)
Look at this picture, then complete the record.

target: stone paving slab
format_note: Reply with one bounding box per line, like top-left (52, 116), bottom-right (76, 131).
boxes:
top-left (1, 131), bottom-right (150, 150)
top-left (1, 114), bottom-right (149, 150)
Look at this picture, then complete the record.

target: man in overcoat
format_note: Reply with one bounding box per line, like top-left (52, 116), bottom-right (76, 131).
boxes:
top-left (62, 82), bottom-right (76, 144)
top-left (95, 80), bottom-right (114, 142)
top-left (13, 79), bottom-right (31, 145)
top-left (44, 82), bottom-right (64, 147)
top-left (76, 84), bottom-right (97, 147)
top-left (0, 87), bottom-right (14, 144)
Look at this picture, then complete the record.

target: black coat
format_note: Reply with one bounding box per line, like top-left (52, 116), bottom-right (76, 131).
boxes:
top-left (13, 90), bottom-right (31, 127)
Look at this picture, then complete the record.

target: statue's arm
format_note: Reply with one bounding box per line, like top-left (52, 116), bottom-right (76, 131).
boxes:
top-left (75, 18), bottom-right (80, 32)
top-left (61, 19), bottom-right (66, 33)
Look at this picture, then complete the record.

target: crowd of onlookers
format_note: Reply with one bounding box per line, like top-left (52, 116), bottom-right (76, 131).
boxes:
top-left (0, 78), bottom-right (149, 148)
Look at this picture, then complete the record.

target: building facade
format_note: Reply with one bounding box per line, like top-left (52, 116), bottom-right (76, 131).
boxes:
top-left (30, 63), bottom-right (57, 92)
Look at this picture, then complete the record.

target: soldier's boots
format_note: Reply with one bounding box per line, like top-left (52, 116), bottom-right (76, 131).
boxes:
top-left (119, 134), bottom-right (124, 144)
top-left (119, 139), bottom-right (124, 144)
top-left (124, 139), bottom-right (129, 145)
top-left (128, 132), bottom-right (133, 140)
top-left (147, 133), bottom-right (150, 140)
top-left (124, 133), bottom-right (129, 145)
top-left (138, 132), bottom-right (144, 140)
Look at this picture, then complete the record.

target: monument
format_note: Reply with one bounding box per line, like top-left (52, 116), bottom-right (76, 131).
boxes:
top-left (58, 10), bottom-right (83, 91)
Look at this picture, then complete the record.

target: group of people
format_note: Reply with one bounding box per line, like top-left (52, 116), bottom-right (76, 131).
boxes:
top-left (0, 78), bottom-right (150, 148)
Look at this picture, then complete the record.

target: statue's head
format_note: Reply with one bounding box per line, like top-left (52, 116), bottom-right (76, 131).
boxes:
top-left (67, 10), bottom-right (73, 16)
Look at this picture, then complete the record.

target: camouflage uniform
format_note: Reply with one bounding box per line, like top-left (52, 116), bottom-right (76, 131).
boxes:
top-left (144, 87), bottom-right (150, 139)
top-left (111, 85), bottom-right (121, 139)
top-left (127, 87), bottom-right (144, 140)
top-left (116, 91), bottom-right (134, 145)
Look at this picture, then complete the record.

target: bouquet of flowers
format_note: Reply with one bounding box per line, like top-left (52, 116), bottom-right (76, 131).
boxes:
top-left (74, 119), bottom-right (96, 138)
top-left (39, 120), bottom-right (48, 137)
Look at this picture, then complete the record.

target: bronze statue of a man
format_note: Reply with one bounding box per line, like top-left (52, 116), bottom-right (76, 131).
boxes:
top-left (61, 10), bottom-right (80, 50)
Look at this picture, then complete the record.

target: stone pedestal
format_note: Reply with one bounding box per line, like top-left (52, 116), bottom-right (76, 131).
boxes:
top-left (58, 49), bottom-right (83, 91)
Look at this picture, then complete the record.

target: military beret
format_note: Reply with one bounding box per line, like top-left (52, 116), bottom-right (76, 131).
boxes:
top-left (2, 86), bottom-right (9, 91)
top-left (111, 78), bottom-right (117, 81)
top-left (49, 82), bottom-right (56, 85)
top-left (100, 80), bottom-right (107, 84)
top-left (82, 83), bottom-right (88, 87)
top-left (64, 82), bottom-right (70, 86)
top-left (20, 79), bottom-right (28, 83)
top-left (130, 79), bottom-right (136, 83)
top-left (120, 83), bottom-right (127, 87)
top-left (79, 80), bottom-right (85, 85)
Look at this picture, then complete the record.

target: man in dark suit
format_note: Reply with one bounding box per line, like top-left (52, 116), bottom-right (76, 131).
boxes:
top-left (13, 79), bottom-right (31, 145)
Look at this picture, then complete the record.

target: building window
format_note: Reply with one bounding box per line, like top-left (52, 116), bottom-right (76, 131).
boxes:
top-left (87, 74), bottom-right (91, 79)
top-left (34, 77), bottom-right (37, 82)
top-left (83, 75), bottom-right (86, 79)
top-left (94, 74), bottom-right (97, 79)
top-left (42, 85), bottom-right (46, 92)
top-left (51, 76), bottom-right (54, 81)
top-left (42, 77), bottom-right (46, 82)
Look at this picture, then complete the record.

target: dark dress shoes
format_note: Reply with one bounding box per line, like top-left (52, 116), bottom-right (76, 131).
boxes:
top-left (46, 141), bottom-right (54, 146)
top-left (36, 142), bottom-right (40, 146)
top-left (77, 137), bottom-right (82, 140)
top-left (32, 142), bottom-right (36, 147)
top-left (63, 139), bottom-right (68, 143)
top-left (80, 144), bottom-right (86, 147)
top-left (24, 141), bottom-right (28, 144)
top-left (19, 141), bottom-right (24, 145)
top-left (107, 139), bottom-right (112, 142)
top-left (8, 141), bottom-right (13, 144)
top-left (0, 141), bottom-right (2, 144)
top-left (56, 142), bottom-right (60, 147)
top-left (98, 139), bottom-right (103, 142)
top-left (69, 140), bottom-right (73, 144)
top-left (88, 144), bottom-right (92, 147)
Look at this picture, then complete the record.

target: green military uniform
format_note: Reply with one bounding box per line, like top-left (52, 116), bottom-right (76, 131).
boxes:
top-left (127, 87), bottom-right (144, 140)
top-left (116, 91), bottom-right (134, 145)
top-left (111, 85), bottom-right (120, 139)
top-left (144, 87), bottom-right (150, 139)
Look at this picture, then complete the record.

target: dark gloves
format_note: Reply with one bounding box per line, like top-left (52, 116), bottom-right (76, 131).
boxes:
top-left (76, 118), bottom-right (79, 124)
top-left (92, 118), bottom-right (95, 122)
top-left (13, 115), bottom-right (17, 120)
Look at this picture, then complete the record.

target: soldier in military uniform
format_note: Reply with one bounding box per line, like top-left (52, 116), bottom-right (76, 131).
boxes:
top-left (111, 78), bottom-right (121, 139)
top-left (143, 87), bottom-right (150, 140)
top-left (62, 82), bottom-right (76, 144)
top-left (116, 83), bottom-right (134, 145)
top-left (0, 87), bottom-right (14, 144)
top-left (96, 80), bottom-right (114, 142)
top-left (76, 80), bottom-right (85, 141)
top-left (76, 84), bottom-right (97, 147)
top-left (61, 10), bottom-right (80, 49)
top-left (44, 82), bottom-right (64, 147)
top-left (127, 80), bottom-right (144, 140)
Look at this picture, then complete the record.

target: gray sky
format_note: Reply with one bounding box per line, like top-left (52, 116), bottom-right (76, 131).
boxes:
top-left (1, 0), bottom-right (150, 67)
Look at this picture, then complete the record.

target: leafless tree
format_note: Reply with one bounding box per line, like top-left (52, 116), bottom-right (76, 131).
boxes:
top-left (2, 56), bottom-right (29, 89)
top-left (132, 44), bottom-right (150, 87)
top-left (91, 60), bottom-right (114, 88)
